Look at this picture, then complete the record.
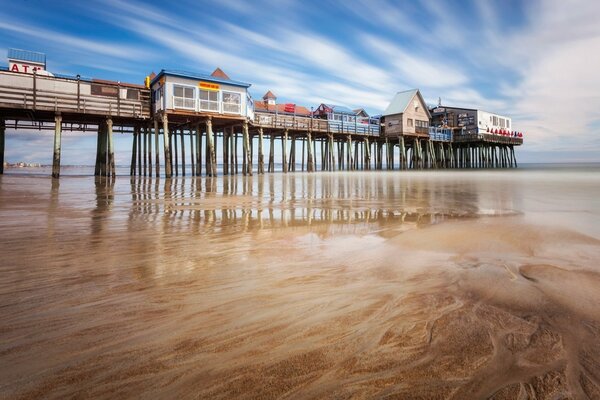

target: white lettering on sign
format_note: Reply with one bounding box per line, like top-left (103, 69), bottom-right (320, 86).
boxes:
top-left (9, 62), bottom-right (45, 74)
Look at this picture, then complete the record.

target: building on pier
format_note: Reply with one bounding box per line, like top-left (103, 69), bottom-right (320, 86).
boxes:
top-left (381, 89), bottom-right (431, 138)
top-left (150, 68), bottom-right (252, 122)
top-left (430, 105), bottom-right (522, 140)
top-left (313, 103), bottom-right (380, 135)
top-left (253, 90), bottom-right (312, 116)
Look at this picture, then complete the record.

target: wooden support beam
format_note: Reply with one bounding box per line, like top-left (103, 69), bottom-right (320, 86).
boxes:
top-left (282, 130), bottom-right (288, 173)
top-left (130, 126), bottom-right (138, 176)
top-left (180, 128), bottom-right (185, 176)
top-left (142, 125), bottom-right (147, 176)
top-left (95, 121), bottom-right (103, 176)
top-left (347, 135), bottom-right (353, 171)
top-left (136, 125), bottom-right (141, 175)
top-left (301, 135), bottom-right (306, 171)
top-left (232, 131), bottom-right (237, 174)
top-left (162, 114), bottom-right (172, 178)
top-left (173, 127), bottom-right (179, 177)
top-left (243, 121), bottom-right (252, 176)
top-left (147, 125), bottom-right (152, 176)
top-left (52, 114), bottom-right (62, 178)
top-left (268, 132), bottom-right (274, 173)
top-left (307, 130), bottom-right (314, 172)
top-left (153, 118), bottom-right (160, 177)
top-left (258, 127), bottom-right (265, 174)
top-left (107, 117), bottom-right (115, 178)
top-left (189, 126), bottom-right (195, 176)
top-left (364, 137), bottom-right (371, 170)
top-left (206, 117), bottom-right (216, 177)
top-left (195, 122), bottom-right (202, 177)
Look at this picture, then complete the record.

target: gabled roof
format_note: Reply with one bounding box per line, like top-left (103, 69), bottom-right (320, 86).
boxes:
top-left (263, 90), bottom-right (276, 100)
top-left (353, 108), bottom-right (369, 117)
top-left (8, 48), bottom-right (46, 65)
top-left (151, 69), bottom-right (251, 88)
top-left (211, 67), bottom-right (230, 80)
top-left (319, 104), bottom-right (356, 115)
top-left (382, 89), bottom-right (431, 119)
top-left (254, 101), bottom-right (311, 116)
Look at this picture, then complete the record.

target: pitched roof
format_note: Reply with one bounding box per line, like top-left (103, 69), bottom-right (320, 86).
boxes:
top-left (382, 89), bottom-right (431, 118)
top-left (263, 90), bottom-right (276, 99)
top-left (151, 69), bottom-right (251, 88)
top-left (254, 100), bottom-right (312, 116)
top-left (353, 108), bottom-right (369, 117)
top-left (211, 67), bottom-right (230, 80)
top-left (320, 104), bottom-right (356, 115)
top-left (8, 48), bottom-right (46, 65)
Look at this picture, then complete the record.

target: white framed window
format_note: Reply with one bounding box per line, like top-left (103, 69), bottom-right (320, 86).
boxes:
top-left (153, 86), bottom-right (164, 111)
top-left (173, 84), bottom-right (196, 110)
top-left (200, 90), bottom-right (219, 112)
top-left (222, 91), bottom-right (241, 114)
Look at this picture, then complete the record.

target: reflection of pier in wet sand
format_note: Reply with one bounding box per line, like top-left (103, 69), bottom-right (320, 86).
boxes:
top-left (1, 171), bottom-right (599, 399)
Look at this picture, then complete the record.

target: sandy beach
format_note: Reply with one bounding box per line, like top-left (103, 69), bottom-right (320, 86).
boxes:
top-left (1, 167), bottom-right (599, 399)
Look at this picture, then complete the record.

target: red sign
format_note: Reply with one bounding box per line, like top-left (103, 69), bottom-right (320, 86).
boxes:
top-left (9, 62), bottom-right (45, 74)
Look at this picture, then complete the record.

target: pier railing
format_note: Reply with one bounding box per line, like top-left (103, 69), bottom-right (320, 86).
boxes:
top-left (453, 132), bottom-right (523, 145)
top-left (0, 70), bottom-right (151, 119)
top-left (428, 127), bottom-right (452, 142)
top-left (254, 112), bottom-right (328, 131)
top-left (253, 112), bottom-right (380, 135)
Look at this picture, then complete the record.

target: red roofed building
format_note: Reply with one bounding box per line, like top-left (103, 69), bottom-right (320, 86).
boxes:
top-left (253, 90), bottom-right (312, 116)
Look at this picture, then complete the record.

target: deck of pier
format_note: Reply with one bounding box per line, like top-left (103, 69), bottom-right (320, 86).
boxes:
top-left (0, 68), bottom-right (522, 178)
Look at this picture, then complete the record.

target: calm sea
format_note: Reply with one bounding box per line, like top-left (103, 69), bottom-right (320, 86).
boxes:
top-left (1, 164), bottom-right (599, 398)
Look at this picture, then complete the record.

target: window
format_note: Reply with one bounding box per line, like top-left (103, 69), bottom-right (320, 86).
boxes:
top-left (507, 120), bottom-right (510, 129)
top-left (200, 90), bottom-right (219, 112)
top-left (153, 86), bottom-right (164, 111)
top-left (407, 118), bottom-right (413, 127)
top-left (333, 114), bottom-right (342, 121)
top-left (173, 85), bottom-right (196, 110)
top-left (126, 88), bottom-right (139, 100)
top-left (492, 116), bottom-right (498, 126)
top-left (222, 91), bottom-right (241, 114)
top-left (415, 120), bottom-right (429, 128)
top-left (91, 84), bottom-right (118, 97)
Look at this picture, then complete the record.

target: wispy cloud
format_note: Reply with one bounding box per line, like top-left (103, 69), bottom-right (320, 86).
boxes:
top-left (0, 0), bottom-right (599, 163)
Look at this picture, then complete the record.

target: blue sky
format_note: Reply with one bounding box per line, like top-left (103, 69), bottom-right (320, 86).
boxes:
top-left (1, 0), bottom-right (600, 164)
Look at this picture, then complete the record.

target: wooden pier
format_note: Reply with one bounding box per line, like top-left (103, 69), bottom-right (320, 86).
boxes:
top-left (0, 63), bottom-right (523, 178)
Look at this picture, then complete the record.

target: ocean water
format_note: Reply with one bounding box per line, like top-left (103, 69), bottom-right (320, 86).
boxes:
top-left (0, 165), bottom-right (599, 399)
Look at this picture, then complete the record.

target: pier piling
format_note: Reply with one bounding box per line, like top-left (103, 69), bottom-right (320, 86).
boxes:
top-left (52, 114), bottom-right (62, 178)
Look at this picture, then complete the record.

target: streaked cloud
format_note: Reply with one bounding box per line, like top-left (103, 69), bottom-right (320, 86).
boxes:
top-left (0, 0), bottom-right (598, 163)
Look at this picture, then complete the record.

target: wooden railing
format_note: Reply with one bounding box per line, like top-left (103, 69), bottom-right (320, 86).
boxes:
top-left (252, 112), bottom-right (380, 135)
top-left (453, 132), bottom-right (523, 145)
top-left (253, 112), bottom-right (327, 131)
top-left (0, 70), bottom-right (151, 119)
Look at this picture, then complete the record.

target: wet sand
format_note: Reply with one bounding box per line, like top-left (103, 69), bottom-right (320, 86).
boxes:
top-left (0, 169), bottom-right (599, 399)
